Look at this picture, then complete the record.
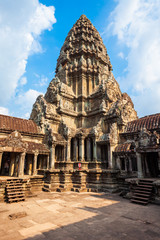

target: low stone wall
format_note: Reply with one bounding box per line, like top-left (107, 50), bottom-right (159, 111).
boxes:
top-left (45, 169), bottom-right (120, 193)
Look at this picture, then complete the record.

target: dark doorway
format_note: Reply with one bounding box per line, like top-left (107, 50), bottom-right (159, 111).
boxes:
top-left (1, 152), bottom-right (10, 176)
top-left (146, 152), bottom-right (159, 177)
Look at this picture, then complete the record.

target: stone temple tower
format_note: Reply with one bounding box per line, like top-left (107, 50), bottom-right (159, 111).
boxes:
top-left (55, 14), bottom-right (113, 127)
top-left (30, 15), bottom-right (137, 192)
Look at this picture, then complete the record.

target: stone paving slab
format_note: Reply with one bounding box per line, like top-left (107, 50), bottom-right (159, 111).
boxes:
top-left (0, 192), bottom-right (160, 240)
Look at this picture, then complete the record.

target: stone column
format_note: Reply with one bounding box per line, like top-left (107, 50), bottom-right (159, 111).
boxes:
top-left (9, 153), bottom-right (15, 176)
top-left (50, 145), bottom-right (55, 169)
top-left (128, 156), bottom-right (132, 172)
top-left (136, 152), bottom-right (143, 178)
top-left (108, 144), bottom-right (115, 169)
top-left (116, 156), bottom-right (121, 170)
top-left (28, 155), bottom-right (32, 175)
top-left (62, 146), bottom-right (65, 162)
top-left (18, 152), bottom-right (26, 177)
top-left (73, 138), bottom-right (77, 161)
top-left (47, 155), bottom-right (50, 169)
top-left (66, 138), bottom-right (71, 161)
top-left (33, 153), bottom-right (38, 175)
top-left (0, 152), bottom-right (3, 173)
top-left (79, 136), bottom-right (85, 162)
top-left (87, 138), bottom-right (91, 161)
top-left (93, 138), bottom-right (97, 161)
top-left (144, 153), bottom-right (149, 175)
top-left (63, 145), bottom-right (67, 161)
top-left (97, 145), bottom-right (101, 161)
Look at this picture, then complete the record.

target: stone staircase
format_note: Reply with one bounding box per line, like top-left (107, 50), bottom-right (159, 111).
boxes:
top-left (6, 179), bottom-right (25, 203)
top-left (131, 179), bottom-right (154, 205)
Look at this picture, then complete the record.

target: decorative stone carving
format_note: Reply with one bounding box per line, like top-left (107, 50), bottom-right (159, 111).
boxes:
top-left (3, 131), bottom-right (28, 150)
top-left (109, 123), bottom-right (118, 144)
top-left (139, 128), bottom-right (151, 147)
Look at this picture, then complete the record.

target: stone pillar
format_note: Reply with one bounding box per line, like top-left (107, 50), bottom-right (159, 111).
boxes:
top-left (93, 138), bottom-right (97, 161)
top-left (79, 136), bottom-right (85, 162)
top-left (67, 138), bottom-right (71, 161)
top-left (0, 152), bottom-right (3, 173)
top-left (116, 156), bottom-right (121, 170)
top-left (128, 156), bottom-right (132, 172)
top-left (28, 155), bottom-right (32, 175)
top-left (33, 153), bottom-right (38, 175)
top-left (87, 138), bottom-right (91, 161)
top-left (73, 138), bottom-right (77, 161)
top-left (97, 145), bottom-right (101, 161)
top-left (50, 145), bottom-right (55, 169)
top-left (18, 152), bottom-right (26, 177)
top-left (9, 153), bottom-right (15, 176)
top-left (136, 152), bottom-right (143, 178)
top-left (144, 153), bottom-right (149, 175)
top-left (47, 155), bottom-right (49, 169)
top-left (108, 144), bottom-right (115, 169)
top-left (62, 146), bottom-right (65, 161)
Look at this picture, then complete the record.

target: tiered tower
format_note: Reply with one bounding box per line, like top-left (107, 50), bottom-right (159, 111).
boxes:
top-left (30, 15), bottom-right (137, 192)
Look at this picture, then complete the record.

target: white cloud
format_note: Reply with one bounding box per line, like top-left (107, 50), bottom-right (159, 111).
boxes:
top-left (108, 0), bottom-right (160, 116)
top-left (0, 0), bottom-right (56, 105)
top-left (20, 77), bottom-right (27, 86)
top-left (118, 52), bottom-right (124, 59)
top-left (15, 89), bottom-right (43, 118)
top-left (34, 74), bottom-right (48, 86)
top-left (16, 89), bottom-right (43, 109)
top-left (0, 107), bottom-right (9, 115)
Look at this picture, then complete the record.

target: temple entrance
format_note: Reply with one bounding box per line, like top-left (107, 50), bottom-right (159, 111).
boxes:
top-left (97, 144), bottom-right (108, 167)
top-left (0, 152), bottom-right (10, 176)
top-left (55, 145), bottom-right (64, 161)
top-left (145, 152), bottom-right (159, 177)
top-left (24, 154), bottom-right (34, 175)
top-left (37, 154), bottom-right (47, 169)
top-left (0, 152), bottom-right (20, 177)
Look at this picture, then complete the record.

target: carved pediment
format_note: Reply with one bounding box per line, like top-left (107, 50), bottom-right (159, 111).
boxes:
top-left (4, 131), bottom-right (28, 150)
top-left (138, 128), bottom-right (151, 147)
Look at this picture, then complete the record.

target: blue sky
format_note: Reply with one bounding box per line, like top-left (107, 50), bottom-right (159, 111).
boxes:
top-left (0, 0), bottom-right (160, 118)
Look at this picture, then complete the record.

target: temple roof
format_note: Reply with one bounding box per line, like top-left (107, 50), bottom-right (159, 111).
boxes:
top-left (125, 113), bottom-right (160, 133)
top-left (114, 143), bottom-right (131, 153)
top-left (0, 138), bottom-right (49, 154)
top-left (0, 114), bottom-right (40, 135)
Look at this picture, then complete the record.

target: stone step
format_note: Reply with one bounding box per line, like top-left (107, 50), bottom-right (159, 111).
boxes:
top-left (7, 191), bottom-right (24, 195)
top-left (6, 183), bottom-right (22, 187)
top-left (135, 187), bottom-right (152, 191)
top-left (139, 181), bottom-right (153, 185)
top-left (132, 196), bottom-right (149, 201)
top-left (8, 197), bottom-right (25, 203)
top-left (131, 199), bottom-right (148, 205)
top-left (133, 192), bottom-right (150, 197)
top-left (8, 194), bottom-right (25, 199)
top-left (6, 186), bottom-right (23, 190)
top-left (137, 184), bottom-right (153, 188)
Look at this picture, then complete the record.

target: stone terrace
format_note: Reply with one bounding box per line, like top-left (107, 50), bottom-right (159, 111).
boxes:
top-left (0, 192), bottom-right (160, 240)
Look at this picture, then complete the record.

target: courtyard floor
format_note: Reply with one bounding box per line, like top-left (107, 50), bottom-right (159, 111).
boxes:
top-left (0, 191), bottom-right (160, 240)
